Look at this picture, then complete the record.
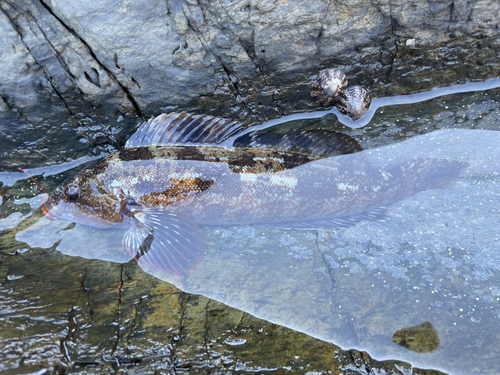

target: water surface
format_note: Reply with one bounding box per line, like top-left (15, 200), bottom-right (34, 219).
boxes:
top-left (2, 81), bottom-right (500, 374)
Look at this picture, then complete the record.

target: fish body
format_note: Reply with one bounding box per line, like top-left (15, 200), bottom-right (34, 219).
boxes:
top-left (43, 112), bottom-right (466, 275)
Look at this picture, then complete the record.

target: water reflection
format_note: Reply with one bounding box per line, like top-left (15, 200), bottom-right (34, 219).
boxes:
top-left (14, 128), bottom-right (500, 374)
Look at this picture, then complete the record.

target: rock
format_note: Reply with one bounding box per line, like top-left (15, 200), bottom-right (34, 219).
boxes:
top-left (393, 322), bottom-right (440, 353)
top-left (0, 0), bottom-right (499, 168)
top-left (0, 207), bottom-right (448, 374)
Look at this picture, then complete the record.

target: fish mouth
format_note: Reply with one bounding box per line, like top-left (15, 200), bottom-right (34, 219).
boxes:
top-left (41, 193), bottom-right (119, 228)
top-left (41, 193), bottom-right (57, 220)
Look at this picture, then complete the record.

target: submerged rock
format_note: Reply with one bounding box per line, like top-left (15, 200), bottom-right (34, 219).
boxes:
top-left (393, 322), bottom-right (440, 353)
top-left (0, 208), bottom-right (448, 374)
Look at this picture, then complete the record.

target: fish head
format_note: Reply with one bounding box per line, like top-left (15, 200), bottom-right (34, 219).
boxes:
top-left (42, 161), bottom-right (124, 228)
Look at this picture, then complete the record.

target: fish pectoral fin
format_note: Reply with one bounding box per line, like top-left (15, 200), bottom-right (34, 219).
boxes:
top-left (268, 207), bottom-right (388, 230)
top-left (122, 209), bottom-right (205, 276)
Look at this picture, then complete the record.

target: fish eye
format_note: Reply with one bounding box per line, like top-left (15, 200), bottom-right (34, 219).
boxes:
top-left (66, 183), bottom-right (80, 201)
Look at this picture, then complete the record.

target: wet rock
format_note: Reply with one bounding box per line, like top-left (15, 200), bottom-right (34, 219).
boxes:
top-left (4, 94), bottom-right (499, 374)
top-left (393, 322), bottom-right (440, 353)
top-left (336, 348), bottom-right (447, 375)
top-left (0, 207), bottom-right (449, 373)
top-left (1, 3), bottom-right (500, 372)
top-left (0, 0), bottom-right (499, 167)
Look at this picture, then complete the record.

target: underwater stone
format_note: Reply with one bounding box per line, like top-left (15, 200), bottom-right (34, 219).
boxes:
top-left (392, 321), bottom-right (440, 353)
top-left (336, 86), bottom-right (372, 120)
top-left (310, 68), bottom-right (348, 104)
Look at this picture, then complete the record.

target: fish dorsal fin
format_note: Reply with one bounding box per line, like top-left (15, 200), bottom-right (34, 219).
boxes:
top-left (233, 129), bottom-right (362, 157)
top-left (126, 112), bottom-right (249, 148)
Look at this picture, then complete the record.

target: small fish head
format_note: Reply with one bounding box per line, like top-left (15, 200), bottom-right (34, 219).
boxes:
top-left (42, 168), bottom-right (123, 228)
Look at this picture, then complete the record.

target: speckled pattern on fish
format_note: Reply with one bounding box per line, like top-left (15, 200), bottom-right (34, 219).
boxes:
top-left (42, 112), bottom-right (467, 276)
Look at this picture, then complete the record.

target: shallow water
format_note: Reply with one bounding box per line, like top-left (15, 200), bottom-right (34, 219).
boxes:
top-left (1, 81), bottom-right (500, 374)
top-left (234, 77), bottom-right (500, 133)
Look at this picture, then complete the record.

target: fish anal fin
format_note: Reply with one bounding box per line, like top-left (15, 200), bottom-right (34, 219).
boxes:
top-left (122, 209), bottom-right (205, 276)
top-left (269, 207), bottom-right (388, 230)
top-left (125, 112), bottom-right (248, 148)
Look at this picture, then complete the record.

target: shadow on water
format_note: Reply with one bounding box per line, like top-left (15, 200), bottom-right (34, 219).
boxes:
top-left (1, 81), bottom-right (500, 374)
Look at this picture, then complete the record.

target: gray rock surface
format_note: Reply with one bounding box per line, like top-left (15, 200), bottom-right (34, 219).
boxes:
top-left (1, 0), bottom-right (499, 168)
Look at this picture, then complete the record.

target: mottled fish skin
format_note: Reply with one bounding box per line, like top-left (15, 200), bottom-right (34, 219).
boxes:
top-left (44, 145), bottom-right (464, 227)
top-left (130, 154), bottom-right (460, 226)
top-left (43, 145), bottom-right (323, 225)
top-left (42, 112), bottom-right (466, 275)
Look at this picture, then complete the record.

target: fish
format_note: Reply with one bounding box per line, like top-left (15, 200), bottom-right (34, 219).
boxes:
top-left (42, 112), bottom-right (467, 276)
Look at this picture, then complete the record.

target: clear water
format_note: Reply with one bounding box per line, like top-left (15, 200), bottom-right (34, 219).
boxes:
top-left (2, 80), bottom-right (500, 374)
top-left (230, 77), bottom-right (500, 134)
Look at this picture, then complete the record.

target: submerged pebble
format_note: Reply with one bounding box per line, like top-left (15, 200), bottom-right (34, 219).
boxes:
top-left (310, 68), bottom-right (348, 104)
top-left (336, 85), bottom-right (372, 120)
top-left (392, 321), bottom-right (440, 353)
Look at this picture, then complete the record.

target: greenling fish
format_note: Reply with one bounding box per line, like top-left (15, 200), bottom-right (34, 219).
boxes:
top-left (42, 112), bottom-right (467, 275)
